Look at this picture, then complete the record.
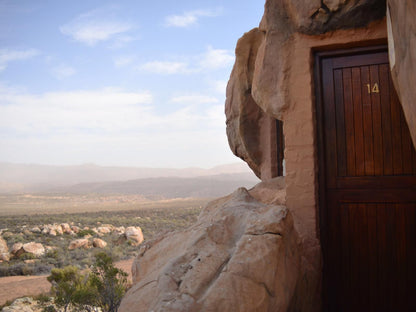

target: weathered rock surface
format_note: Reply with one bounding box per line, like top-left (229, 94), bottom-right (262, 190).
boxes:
top-left (387, 0), bottom-right (416, 147)
top-left (1, 297), bottom-right (37, 312)
top-left (0, 236), bottom-right (10, 262)
top-left (225, 28), bottom-right (268, 178)
top-left (125, 226), bottom-right (144, 246)
top-left (68, 238), bottom-right (90, 250)
top-left (20, 243), bottom-right (45, 258)
top-left (11, 243), bottom-right (23, 258)
top-left (93, 238), bottom-right (107, 248)
top-left (119, 186), bottom-right (299, 312)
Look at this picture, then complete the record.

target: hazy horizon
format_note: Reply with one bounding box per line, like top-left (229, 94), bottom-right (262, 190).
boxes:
top-left (0, 1), bottom-right (264, 168)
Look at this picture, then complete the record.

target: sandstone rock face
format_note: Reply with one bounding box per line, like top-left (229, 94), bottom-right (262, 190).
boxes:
top-left (225, 28), bottom-right (268, 178)
top-left (21, 242), bottom-right (45, 257)
top-left (0, 236), bottom-right (10, 262)
top-left (387, 0), bottom-right (416, 147)
top-left (225, 0), bottom-right (387, 175)
top-left (119, 187), bottom-right (299, 312)
top-left (68, 238), bottom-right (90, 250)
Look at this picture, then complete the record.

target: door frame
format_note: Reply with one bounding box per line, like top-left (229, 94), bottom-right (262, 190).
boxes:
top-left (313, 44), bottom-right (389, 308)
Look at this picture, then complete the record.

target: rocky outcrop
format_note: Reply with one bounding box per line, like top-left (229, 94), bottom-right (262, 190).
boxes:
top-left (120, 185), bottom-right (300, 312)
top-left (387, 0), bottom-right (416, 147)
top-left (225, 0), bottom-right (388, 176)
top-left (13, 242), bottom-right (45, 258)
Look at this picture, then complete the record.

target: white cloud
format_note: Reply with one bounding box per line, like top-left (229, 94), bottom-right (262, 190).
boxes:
top-left (0, 48), bottom-right (39, 71)
top-left (171, 95), bottom-right (219, 104)
top-left (0, 87), bottom-right (153, 134)
top-left (0, 86), bottom-right (232, 167)
top-left (51, 64), bottom-right (76, 79)
top-left (139, 47), bottom-right (234, 75)
top-left (165, 9), bottom-right (222, 28)
top-left (60, 8), bottom-right (134, 46)
top-left (199, 46), bottom-right (234, 70)
top-left (139, 61), bottom-right (189, 75)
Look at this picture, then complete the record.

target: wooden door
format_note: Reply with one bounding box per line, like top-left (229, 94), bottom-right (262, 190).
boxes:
top-left (316, 46), bottom-right (416, 312)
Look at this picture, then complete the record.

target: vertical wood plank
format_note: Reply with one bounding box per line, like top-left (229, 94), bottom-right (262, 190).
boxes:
top-left (340, 203), bottom-right (351, 311)
top-left (366, 203), bottom-right (378, 312)
top-left (370, 65), bottom-right (383, 175)
top-left (334, 69), bottom-right (347, 177)
top-left (395, 203), bottom-right (407, 311)
top-left (376, 203), bottom-right (388, 312)
top-left (361, 66), bottom-right (375, 175)
top-left (343, 68), bottom-right (356, 176)
top-left (379, 64), bottom-right (393, 175)
top-left (352, 67), bottom-right (365, 176)
top-left (322, 59), bottom-right (338, 187)
top-left (405, 204), bottom-right (416, 310)
top-left (349, 203), bottom-right (361, 311)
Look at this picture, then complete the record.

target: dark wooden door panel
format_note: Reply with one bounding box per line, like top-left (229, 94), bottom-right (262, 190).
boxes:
top-left (316, 46), bottom-right (416, 312)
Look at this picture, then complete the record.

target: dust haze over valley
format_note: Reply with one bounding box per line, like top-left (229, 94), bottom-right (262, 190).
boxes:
top-left (0, 162), bottom-right (259, 215)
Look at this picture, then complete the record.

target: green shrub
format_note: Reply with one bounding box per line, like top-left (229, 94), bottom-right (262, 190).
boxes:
top-left (47, 253), bottom-right (128, 312)
top-left (89, 252), bottom-right (128, 312)
top-left (77, 229), bottom-right (95, 237)
top-left (47, 266), bottom-right (95, 312)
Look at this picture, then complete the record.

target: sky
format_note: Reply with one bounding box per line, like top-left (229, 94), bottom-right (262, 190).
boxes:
top-left (0, 0), bottom-right (264, 168)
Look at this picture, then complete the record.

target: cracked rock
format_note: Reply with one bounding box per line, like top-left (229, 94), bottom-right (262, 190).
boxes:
top-left (119, 183), bottom-right (300, 312)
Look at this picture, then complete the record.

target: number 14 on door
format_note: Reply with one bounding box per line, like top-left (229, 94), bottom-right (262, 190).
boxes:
top-left (365, 83), bottom-right (379, 94)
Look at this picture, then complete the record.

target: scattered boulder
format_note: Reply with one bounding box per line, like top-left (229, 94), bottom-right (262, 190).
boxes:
top-left (93, 238), bottom-right (107, 248)
top-left (61, 223), bottom-right (73, 234)
top-left (97, 226), bottom-right (111, 235)
top-left (0, 236), bottom-right (10, 262)
top-left (68, 238), bottom-right (91, 250)
top-left (125, 227), bottom-right (144, 246)
top-left (21, 242), bottom-right (45, 257)
top-left (30, 227), bottom-right (41, 234)
top-left (11, 242), bottom-right (23, 257)
top-left (119, 188), bottom-right (299, 312)
top-left (22, 229), bottom-right (32, 236)
top-left (114, 226), bottom-right (125, 235)
top-left (71, 225), bottom-right (80, 234)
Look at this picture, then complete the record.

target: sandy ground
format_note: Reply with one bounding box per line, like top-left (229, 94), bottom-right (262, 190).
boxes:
top-left (0, 259), bottom-right (134, 306)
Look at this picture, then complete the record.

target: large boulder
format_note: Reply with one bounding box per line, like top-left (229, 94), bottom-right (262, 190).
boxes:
top-left (68, 238), bottom-right (91, 250)
top-left (125, 226), bottom-right (144, 246)
top-left (119, 186), bottom-right (300, 312)
top-left (93, 238), bottom-right (107, 248)
top-left (19, 242), bottom-right (45, 258)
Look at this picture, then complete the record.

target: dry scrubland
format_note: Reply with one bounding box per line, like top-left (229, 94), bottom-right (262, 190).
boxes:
top-left (0, 193), bottom-right (208, 216)
top-left (0, 194), bottom-right (206, 277)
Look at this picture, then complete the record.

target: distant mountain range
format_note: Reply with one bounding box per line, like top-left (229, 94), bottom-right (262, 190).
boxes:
top-left (0, 162), bottom-right (259, 196)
